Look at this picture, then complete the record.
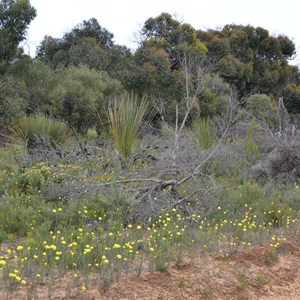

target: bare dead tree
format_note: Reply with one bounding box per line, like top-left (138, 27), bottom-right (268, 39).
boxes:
top-left (249, 98), bottom-right (300, 181)
top-left (171, 50), bottom-right (207, 167)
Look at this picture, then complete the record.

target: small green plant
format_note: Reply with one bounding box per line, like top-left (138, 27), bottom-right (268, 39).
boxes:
top-left (177, 278), bottom-right (188, 288)
top-left (153, 248), bottom-right (171, 272)
top-left (200, 285), bottom-right (214, 299)
top-left (10, 115), bottom-right (71, 149)
top-left (190, 117), bottom-right (216, 150)
top-left (264, 249), bottom-right (278, 266)
top-left (108, 93), bottom-right (148, 158)
top-left (256, 272), bottom-right (271, 287)
top-left (236, 273), bottom-right (249, 291)
top-left (86, 128), bottom-right (98, 140)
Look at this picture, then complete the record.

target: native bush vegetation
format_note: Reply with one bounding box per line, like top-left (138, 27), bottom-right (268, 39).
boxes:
top-left (9, 115), bottom-right (71, 149)
top-left (0, 5), bottom-right (300, 297)
top-left (0, 118), bottom-right (299, 296)
top-left (190, 117), bottom-right (216, 149)
top-left (108, 93), bottom-right (149, 159)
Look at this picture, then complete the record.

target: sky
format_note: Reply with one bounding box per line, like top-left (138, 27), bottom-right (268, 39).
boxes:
top-left (26, 0), bottom-right (300, 65)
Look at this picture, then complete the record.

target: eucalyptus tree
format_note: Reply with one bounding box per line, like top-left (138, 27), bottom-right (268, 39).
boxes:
top-left (141, 12), bottom-right (207, 70)
top-left (197, 24), bottom-right (297, 99)
top-left (0, 0), bottom-right (36, 70)
top-left (36, 18), bottom-right (114, 69)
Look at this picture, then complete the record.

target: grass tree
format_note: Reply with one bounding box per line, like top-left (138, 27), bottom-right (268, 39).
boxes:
top-left (190, 117), bottom-right (216, 150)
top-left (108, 93), bottom-right (148, 159)
top-left (9, 115), bottom-right (71, 149)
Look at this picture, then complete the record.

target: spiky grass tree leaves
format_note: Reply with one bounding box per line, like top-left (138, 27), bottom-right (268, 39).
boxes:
top-left (108, 93), bottom-right (148, 159)
top-left (10, 115), bottom-right (71, 149)
top-left (190, 117), bottom-right (216, 150)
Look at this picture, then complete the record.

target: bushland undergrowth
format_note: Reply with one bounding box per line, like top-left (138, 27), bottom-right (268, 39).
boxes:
top-left (0, 115), bottom-right (299, 296)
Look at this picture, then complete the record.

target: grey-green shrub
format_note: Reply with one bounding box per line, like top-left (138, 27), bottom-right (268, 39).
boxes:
top-left (50, 66), bottom-right (123, 132)
top-left (246, 94), bottom-right (279, 127)
top-left (0, 75), bottom-right (28, 130)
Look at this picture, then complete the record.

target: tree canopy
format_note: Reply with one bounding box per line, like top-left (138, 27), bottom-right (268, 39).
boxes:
top-left (1, 9), bottom-right (300, 132)
top-left (197, 24), bottom-right (296, 98)
top-left (141, 13), bottom-right (207, 69)
top-left (36, 18), bottom-right (115, 69)
top-left (0, 0), bottom-right (36, 68)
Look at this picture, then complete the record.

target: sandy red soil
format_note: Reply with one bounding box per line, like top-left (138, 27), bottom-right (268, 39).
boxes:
top-left (1, 241), bottom-right (300, 299)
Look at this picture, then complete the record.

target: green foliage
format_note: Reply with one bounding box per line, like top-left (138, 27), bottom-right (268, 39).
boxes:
top-left (282, 84), bottom-right (300, 113)
top-left (0, 194), bottom-right (46, 237)
top-left (256, 272), bottom-right (271, 286)
top-left (198, 24), bottom-right (296, 98)
top-left (0, 74), bottom-right (28, 129)
top-left (36, 18), bottom-right (114, 69)
top-left (66, 18), bottom-right (114, 48)
top-left (131, 46), bottom-right (184, 122)
top-left (218, 55), bottom-right (253, 91)
top-left (246, 94), bottom-right (279, 127)
top-left (0, 12), bottom-right (300, 296)
top-left (0, 0), bottom-right (36, 68)
top-left (68, 37), bottom-right (109, 69)
top-left (264, 249), bottom-right (278, 266)
top-left (50, 66), bottom-right (122, 131)
top-left (206, 179), bottom-right (300, 232)
top-left (190, 117), bottom-right (216, 150)
top-left (133, 46), bottom-right (175, 93)
top-left (141, 13), bottom-right (207, 69)
top-left (244, 119), bottom-right (261, 157)
top-left (10, 61), bottom-right (58, 113)
top-left (15, 163), bottom-right (53, 195)
top-left (108, 93), bottom-right (148, 158)
top-left (200, 286), bottom-right (214, 299)
top-left (10, 115), bottom-right (71, 149)
top-left (208, 180), bottom-right (265, 220)
top-left (28, 15), bottom-right (300, 123)
top-left (86, 128), bottom-right (98, 140)
top-left (199, 74), bottom-right (233, 117)
top-left (236, 274), bottom-right (249, 291)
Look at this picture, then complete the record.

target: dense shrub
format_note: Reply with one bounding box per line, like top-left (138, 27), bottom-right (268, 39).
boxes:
top-left (0, 75), bottom-right (28, 130)
top-left (50, 66), bottom-right (123, 131)
top-left (246, 94), bottom-right (279, 127)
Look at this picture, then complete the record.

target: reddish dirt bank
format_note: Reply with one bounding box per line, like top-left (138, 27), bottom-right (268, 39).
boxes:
top-left (2, 242), bottom-right (300, 299)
